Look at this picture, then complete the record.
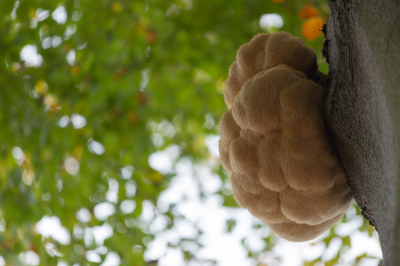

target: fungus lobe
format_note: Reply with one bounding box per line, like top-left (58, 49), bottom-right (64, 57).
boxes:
top-left (219, 32), bottom-right (353, 242)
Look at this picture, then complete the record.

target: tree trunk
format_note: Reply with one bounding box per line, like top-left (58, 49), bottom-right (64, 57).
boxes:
top-left (325, 0), bottom-right (400, 265)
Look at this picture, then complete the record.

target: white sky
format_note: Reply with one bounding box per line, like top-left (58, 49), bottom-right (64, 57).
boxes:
top-left (30, 134), bottom-right (382, 266)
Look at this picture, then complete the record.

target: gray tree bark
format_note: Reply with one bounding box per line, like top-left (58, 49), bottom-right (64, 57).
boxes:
top-left (324, 0), bottom-right (400, 265)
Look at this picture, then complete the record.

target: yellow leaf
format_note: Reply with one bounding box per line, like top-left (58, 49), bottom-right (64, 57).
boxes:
top-left (148, 170), bottom-right (164, 183)
top-left (35, 80), bottom-right (48, 95)
top-left (0, 164), bottom-right (7, 182)
top-left (29, 9), bottom-right (36, 19)
top-left (73, 145), bottom-right (84, 161)
top-left (70, 65), bottom-right (80, 75)
top-left (112, 3), bottom-right (122, 12)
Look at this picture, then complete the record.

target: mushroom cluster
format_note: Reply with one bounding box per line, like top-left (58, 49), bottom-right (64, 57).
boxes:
top-left (219, 32), bottom-right (353, 242)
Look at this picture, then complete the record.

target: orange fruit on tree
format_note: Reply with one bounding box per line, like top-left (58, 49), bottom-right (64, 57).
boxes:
top-left (301, 16), bottom-right (324, 40)
top-left (299, 5), bottom-right (319, 19)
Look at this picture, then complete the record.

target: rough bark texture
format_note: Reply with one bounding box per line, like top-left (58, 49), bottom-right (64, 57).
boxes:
top-left (325, 0), bottom-right (400, 265)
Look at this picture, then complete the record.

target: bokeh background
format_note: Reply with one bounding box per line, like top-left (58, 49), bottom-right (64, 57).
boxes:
top-left (0, 0), bottom-right (382, 265)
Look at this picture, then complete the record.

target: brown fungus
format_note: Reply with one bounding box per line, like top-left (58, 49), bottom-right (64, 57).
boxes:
top-left (219, 33), bottom-right (353, 242)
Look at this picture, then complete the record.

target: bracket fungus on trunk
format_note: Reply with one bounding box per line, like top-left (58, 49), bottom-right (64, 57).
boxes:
top-left (219, 32), bottom-right (353, 242)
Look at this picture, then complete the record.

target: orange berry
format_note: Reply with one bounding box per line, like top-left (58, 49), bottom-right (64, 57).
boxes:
top-left (299, 5), bottom-right (319, 19)
top-left (137, 92), bottom-right (148, 105)
top-left (128, 111), bottom-right (139, 123)
top-left (301, 17), bottom-right (324, 40)
top-left (113, 68), bottom-right (127, 79)
top-left (146, 32), bottom-right (156, 43)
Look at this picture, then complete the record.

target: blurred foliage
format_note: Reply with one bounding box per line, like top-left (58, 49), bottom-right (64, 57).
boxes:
top-left (0, 0), bottom-right (380, 265)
